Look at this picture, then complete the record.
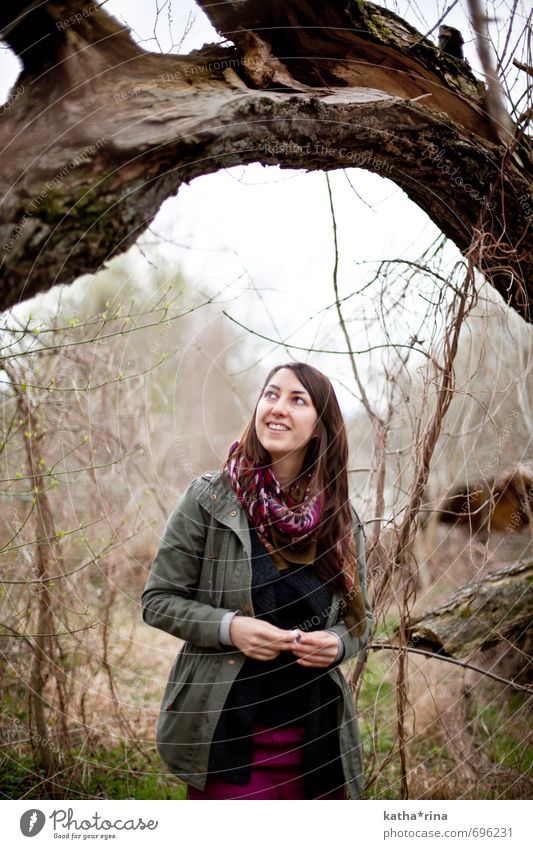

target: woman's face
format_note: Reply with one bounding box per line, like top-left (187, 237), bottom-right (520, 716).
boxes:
top-left (254, 368), bottom-right (319, 467)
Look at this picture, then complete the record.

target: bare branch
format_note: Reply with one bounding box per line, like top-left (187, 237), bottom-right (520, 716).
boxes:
top-left (370, 643), bottom-right (533, 695)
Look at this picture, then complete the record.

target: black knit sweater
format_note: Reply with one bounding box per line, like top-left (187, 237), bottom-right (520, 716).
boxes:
top-left (208, 521), bottom-right (344, 798)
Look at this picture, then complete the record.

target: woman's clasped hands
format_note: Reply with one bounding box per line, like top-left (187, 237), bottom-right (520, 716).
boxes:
top-left (229, 616), bottom-right (340, 667)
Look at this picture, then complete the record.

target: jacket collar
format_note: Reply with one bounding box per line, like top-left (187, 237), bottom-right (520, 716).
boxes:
top-left (196, 470), bottom-right (252, 556)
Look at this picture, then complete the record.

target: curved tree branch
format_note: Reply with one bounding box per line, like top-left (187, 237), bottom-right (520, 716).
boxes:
top-left (0, 0), bottom-right (531, 318)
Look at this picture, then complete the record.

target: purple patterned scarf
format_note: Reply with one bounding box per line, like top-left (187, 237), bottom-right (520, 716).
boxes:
top-left (226, 440), bottom-right (321, 571)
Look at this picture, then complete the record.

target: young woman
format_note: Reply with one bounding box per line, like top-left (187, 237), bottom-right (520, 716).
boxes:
top-left (141, 362), bottom-right (372, 800)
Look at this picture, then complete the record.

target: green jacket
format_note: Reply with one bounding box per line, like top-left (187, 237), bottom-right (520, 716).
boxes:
top-left (141, 470), bottom-right (372, 798)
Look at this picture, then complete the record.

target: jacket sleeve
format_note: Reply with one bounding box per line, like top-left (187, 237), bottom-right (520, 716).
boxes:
top-left (140, 478), bottom-right (236, 650)
top-left (325, 508), bottom-right (372, 666)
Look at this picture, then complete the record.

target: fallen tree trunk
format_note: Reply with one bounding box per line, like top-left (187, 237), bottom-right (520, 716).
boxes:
top-left (405, 560), bottom-right (533, 660)
top-left (0, 0), bottom-right (531, 316)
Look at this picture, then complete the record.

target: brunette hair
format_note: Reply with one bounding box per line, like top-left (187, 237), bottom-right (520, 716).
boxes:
top-left (221, 362), bottom-right (353, 590)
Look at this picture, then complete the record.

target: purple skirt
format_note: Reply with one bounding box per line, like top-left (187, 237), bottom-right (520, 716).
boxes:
top-left (188, 723), bottom-right (346, 800)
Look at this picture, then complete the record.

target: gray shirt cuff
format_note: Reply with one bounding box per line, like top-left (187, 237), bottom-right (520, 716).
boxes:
top-left (327, 630), bottom-right (345, 663)
top-left (218, 610), bottom-right (240, 646)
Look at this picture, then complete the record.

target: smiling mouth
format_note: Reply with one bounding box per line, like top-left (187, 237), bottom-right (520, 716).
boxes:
top-left (267, 422), bottom-right (290, 431)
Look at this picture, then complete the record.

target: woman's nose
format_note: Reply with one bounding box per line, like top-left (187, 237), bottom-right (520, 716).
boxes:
top-left (271, 396), bottom-right (288, 415)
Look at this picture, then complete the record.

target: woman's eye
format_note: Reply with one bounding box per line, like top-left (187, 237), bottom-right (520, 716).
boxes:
top-left (263, 390), bottom-right (306, 405)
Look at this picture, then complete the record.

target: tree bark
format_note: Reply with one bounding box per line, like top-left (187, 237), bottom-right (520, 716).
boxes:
top-left (406, 560), bottom-right (533, 659)
top-left (0, 0), bottom-right (531, 318)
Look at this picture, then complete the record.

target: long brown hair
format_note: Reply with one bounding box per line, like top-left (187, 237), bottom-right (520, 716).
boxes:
top-left (221, 362), bottom-right (354, 591)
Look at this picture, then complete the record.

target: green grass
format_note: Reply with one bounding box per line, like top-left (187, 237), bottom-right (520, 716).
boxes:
top-left (358, 653), bottom-right (401, 798)
top-left (472, 701), bottom-right (532, 774)
top-left (0, 743), bottom-right (187, 800)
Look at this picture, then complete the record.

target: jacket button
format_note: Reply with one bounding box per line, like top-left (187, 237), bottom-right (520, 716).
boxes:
top-left (230, 510), bottom-right (237, 516)
top-left (227, 658), bottom-right (236, 665)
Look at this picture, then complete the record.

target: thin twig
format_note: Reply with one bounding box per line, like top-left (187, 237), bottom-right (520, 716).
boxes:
top-left (370, 643), bottom-right (533, 694)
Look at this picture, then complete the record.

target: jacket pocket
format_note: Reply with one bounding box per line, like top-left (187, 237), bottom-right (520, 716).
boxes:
top-left (162, 641), bottom-right (197, 711)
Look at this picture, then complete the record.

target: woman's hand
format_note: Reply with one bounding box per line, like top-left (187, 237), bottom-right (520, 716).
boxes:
top-left (229, 616), bottom-right (295, 661)
top-left (290, 630), bottom-right (341, 668)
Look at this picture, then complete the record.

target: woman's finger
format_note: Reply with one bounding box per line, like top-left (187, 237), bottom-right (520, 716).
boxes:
top-left (292, 642), bottom-right (331, 656)
top-left (293, 650), bottom-right (332, 662)
top-left (295, 657), bottom-right (330, 667)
